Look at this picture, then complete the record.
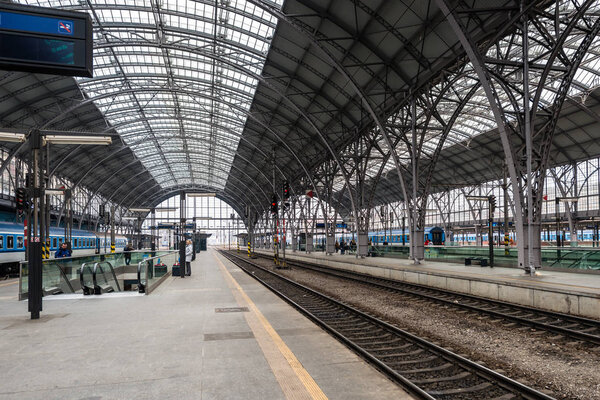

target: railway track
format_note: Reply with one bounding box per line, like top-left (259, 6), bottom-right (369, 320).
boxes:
top-left (220, 250), bottom-right (554, 400)
top-left (252, 253), bottom-right (600, 347)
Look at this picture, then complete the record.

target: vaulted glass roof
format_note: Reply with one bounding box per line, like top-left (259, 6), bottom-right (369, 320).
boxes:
top-left (17, 0), bottom-right (280, 189)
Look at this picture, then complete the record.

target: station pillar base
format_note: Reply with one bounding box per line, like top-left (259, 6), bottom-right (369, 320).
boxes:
top-left (306, 233), bottom-right (313, 253)
top-left (521, 223), bottom-right (541, 273)
top-left (411, 230), bottom-right (425, 262)
top-left (357, 232), bottom-right (368, 257)
top-left (326, 233), bottom-right (335, 254)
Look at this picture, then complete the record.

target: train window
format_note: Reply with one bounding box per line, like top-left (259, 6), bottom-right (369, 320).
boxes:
top-left (7, 235), bottom-right (14, 249)
top-left (59, 237), bottom-right (63, 246)
top-left (74, 238), bottom-right (78, 248)
top-left (0, 236), bottom-right (3, 249)
top-left (52, 238), bottom-right (58, 248)
top-left (17, 237), bottom-right (23, 249)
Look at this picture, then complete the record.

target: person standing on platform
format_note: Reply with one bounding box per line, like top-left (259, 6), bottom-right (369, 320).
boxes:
top-left (123, 242), bottom-right (134, 265)
top-left (54, 242), bottom-right (72, 258)
top-left (185, 239), bottom-right (193, 276)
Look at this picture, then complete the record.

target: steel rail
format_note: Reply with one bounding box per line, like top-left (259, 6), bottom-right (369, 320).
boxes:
top-left (253, 253), bottom-right (600, 347)
top-left (220, 250), bottom-right (554, 400)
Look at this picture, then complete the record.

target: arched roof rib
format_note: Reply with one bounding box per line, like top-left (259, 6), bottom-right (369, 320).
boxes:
top-left (231, 0), bottom-right (535, 207)
top-left (342, 87), bottom-right (600, 210)
top-left (0, 71), bottom-right (158, 207)
top-left (14, 0), bottom-right (282, 194)
top-left (320, 1), bottom-right (600, 212)
top-left (10, 0), bottom-right (600, 219)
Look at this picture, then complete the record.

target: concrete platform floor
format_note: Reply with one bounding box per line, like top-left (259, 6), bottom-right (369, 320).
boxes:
top-left (0, 250), bottom-right (412, 400)
top-left (259, 248), bottom-right (600, 297)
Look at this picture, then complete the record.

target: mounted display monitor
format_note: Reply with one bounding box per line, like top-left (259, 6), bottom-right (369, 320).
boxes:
top-left (0, 3), bottom-right (92, 77)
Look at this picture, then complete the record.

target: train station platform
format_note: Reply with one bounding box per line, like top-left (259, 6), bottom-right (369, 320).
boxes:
top-left (254, 249), bottom-right (600, 320)
top-left (0, 249), bottom-right (412, 400)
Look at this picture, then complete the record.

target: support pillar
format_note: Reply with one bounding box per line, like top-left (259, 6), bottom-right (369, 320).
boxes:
top-left (151, 209), bottom-right (156, 251)
top-left (411, 229), bottom-right (424, 261)
top-left (305, 232), bottom-right (313, 253)
top-left (291, 226), bottom-right (297, 252)
top-left (357, 231), bottom-right (368, 257)
top-left (522, 223), bottom-right (541, 273)
top-left (179, 191), bottom-right (186, 278)
top-left (27, 129), bottom-right (43, 320)
top-left (326, 228), bottom-right (335, 254)
top-left (110, 205), bottom-right (115, 253)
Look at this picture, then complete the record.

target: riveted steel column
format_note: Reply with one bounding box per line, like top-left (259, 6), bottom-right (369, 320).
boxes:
top-left (435, 0), bottom-right (526, 271)
top-left (522, 2), bottom-right (535, 276)
top-left (151, 208), bottom-right (156, 251)
top-left (110, 205), bottom-right (115, 253)
top-left (503, 167), bottom-right (510, 256)
top-left (179, 191), bottom-right (186, 278)
top-left (27, 129), bottom-right (42, 320)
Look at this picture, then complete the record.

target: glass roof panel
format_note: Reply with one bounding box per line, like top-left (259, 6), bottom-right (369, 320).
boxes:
top-left (16, 0), bottom-right (280, 190)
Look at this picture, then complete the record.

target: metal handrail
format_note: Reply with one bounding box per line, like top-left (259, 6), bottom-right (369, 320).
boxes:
top-left (136, 260), bottom-right (145, 293)
top-left (79, 263), bottom-right (94, 295)
top-left (137, 251), bottom-right (178, 294)
top-left (92, 261), bottom-right (121, 294)
top-left (46, 261), bottom-right (75, 293)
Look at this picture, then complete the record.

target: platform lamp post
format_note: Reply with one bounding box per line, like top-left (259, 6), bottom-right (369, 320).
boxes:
top-left (0, 130), bottom-right (111, 319)
top-left (466, 195), bottom-right (496, 267)
top-left (179, 191), bottom-right (186, 278)
top-left (229, 213), bottom-right (234, 250)
top-left (128, 209), bottom-right (150, 250)
top-left (150, 208), bottom-right (156, 253)
top-left (555, 196), bottom-right (579, 260)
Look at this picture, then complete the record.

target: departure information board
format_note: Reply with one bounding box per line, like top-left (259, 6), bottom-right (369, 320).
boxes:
top-left (0, 4), bottom-right (92, 77)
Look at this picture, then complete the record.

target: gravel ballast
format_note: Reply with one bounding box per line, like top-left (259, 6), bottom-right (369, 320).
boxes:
top-left (249, 257), bottom-right (600, 400)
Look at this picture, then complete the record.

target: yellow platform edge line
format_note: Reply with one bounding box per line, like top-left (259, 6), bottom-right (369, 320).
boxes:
top-left (214, 252), bottom-right (328, 400)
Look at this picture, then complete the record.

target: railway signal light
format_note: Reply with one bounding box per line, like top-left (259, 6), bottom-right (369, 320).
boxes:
top-left (270, 194), bottom-right (278, 215)
top-left (489, 195), bottom-right (496, 213)
top-left (16, 187), bottom-right (27, 212)
top-left (283, 181), bottom-right (290, 200)
top-left (25, 173), bottom-right (33, 188)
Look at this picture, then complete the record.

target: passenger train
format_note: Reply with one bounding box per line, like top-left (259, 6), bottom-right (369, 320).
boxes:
top-left (0, 221), bottom-right (128, 277)
top-left (368, 227), bottom-right (446, 245)
top-left (368, 226), bottom-right (599, 246)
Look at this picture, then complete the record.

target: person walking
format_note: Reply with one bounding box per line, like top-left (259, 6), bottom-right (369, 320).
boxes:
top-left (185, 239), bottom-right (193, 276)
top-left (123, 242), bottom-right (134, 265)
top-left (54, 242), bottom-right (72, 258)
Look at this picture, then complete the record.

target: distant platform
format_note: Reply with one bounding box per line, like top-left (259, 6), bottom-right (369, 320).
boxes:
top-left (254, 248), bottom-right (600, 320)
top-left (0, 250), bottom-right (412, 400)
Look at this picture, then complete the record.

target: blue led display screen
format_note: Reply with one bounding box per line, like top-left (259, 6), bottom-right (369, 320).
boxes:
top-left (0, 33), bottom-right (75, 65)
top-left (0, 4), bottom-right (92, 77)
top-left (0, 11), bottom-right (74, 36)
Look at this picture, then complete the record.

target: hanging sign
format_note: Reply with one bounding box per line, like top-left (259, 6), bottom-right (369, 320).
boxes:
top-left (0, 3), bottom-right (93, 77)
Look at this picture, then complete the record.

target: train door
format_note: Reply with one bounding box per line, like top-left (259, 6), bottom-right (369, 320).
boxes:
top-left (430, 229), bottom-right (443, 245)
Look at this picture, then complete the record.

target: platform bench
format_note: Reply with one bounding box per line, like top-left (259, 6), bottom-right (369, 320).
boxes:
top-left (464, 257), bottom-right (488, 266)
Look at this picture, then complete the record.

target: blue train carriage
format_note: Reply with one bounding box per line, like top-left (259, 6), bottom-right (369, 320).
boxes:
top-left (92, 231), bottom-right (129, 253)
top-left (368, 226), bottom-right (445, 246)
top-left (0, 222), bottom-right (129, 277)
top-left (50, 227), bottom-right (98, 257)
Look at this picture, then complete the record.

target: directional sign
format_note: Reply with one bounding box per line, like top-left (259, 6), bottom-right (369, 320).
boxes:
top-left (0, 3), bottom-right (92, 77)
